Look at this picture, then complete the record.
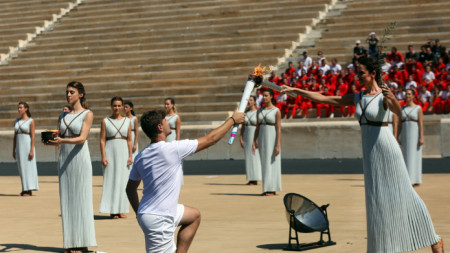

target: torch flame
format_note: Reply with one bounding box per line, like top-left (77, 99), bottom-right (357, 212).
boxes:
top-left (252, 64), bottom-right (269, 77)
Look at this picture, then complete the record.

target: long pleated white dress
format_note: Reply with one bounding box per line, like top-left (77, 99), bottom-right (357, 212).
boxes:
top-left (354, 92), bottom-right (439, 253)
top-left (257, 107), bottom-right (281, 192)
top-left (14, 118), bottom-right (39, 191)
top-left (99, 117), bottom-right (131, 214)
top-left (243, 110), bottom-right (262, 181)
top-left (165, 114), bottom-right (178, 142)
top-left (58, 110), bottom-right (97, 248)
top-left (130, 116), bottom-right (139, 159)
top-left (401, 105), bottom-right (422, 185)
top-left (386, 109), bottom-right (394, 134)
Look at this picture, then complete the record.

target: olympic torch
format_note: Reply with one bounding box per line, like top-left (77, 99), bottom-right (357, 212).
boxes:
top-left (228, 76), bottom-right (261, 144)
top-left (228, 65), bottom-right (297, 144)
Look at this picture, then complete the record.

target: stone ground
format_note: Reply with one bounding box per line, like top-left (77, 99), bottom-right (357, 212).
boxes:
top-left (0, 160), bottom-right (449, 253)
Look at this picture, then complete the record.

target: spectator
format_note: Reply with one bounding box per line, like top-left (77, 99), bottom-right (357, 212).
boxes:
top-left (405, 45), bottom-right (419, 62)
top-left (329, 58), bottom-right (342, 74)
top-left (423, 47), bottom-right (437, 67)
top-left (417, 85), bottom-right (432, 112)
top-left (438, 85), bottom-right (450, 113)
top-left (353, 40), bottom-right (367, 63)
top-left (387, 47), bottom-right (404, 63)
top-left (406, 75), bottom-right (418, 90)
top-left (387, 65), bottom-right (405, 86)
top-left (268, 71), bottom-right (280, 84)
top-left (422, 65), bottom-right (436, 84)
top-left (395, 85), bottom-right (407, 106)
top-left (284, 61), bottom-right (296, 79)
top-left (377, 45), bottom-right (387, 59)
top-left (381, 56), bottom-right (391, 74)
top-left (300, 51), bottom-right (312, 69)
top-left (386, 78), bottom-right (398, 90)
top-left (432, 39), bottom-right (444, 58)
top-left (418, 45), bottom-right (427, 65)
top-left (392, 54), bottom-right (404, 70)
top-left (366, 32), bottom-right (379, 56)
top-left (296, 61), bottom-right (307, 76)
top-left (315, 51), bottom-right (326, 64)
top-left (431, 86), bottom-right (443, 114)
top-left (318, 59), bottom-right (330, 75)
top-left (283, 96), bottom-right (298, 120)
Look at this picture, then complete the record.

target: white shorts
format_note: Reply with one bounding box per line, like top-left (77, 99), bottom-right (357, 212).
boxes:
top-left (137, 204), bottom-right (185, 253)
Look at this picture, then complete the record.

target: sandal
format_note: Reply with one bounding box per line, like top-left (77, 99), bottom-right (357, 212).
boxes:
top-left (110, 214), bottom-right (119, 219)
top-left (119, 213), bottom-right (127, 218)
top-left (431, 238), bottom-right (444, 253)
top-left (246, 181), bottom-right (257, 185)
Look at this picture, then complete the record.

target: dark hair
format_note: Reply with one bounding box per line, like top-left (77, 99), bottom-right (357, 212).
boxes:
top-left (245, 95), bottom-right (257, 112)
top-left (63, 105), bottom-right (72, 111)
top-left (124, 100), bottom-right (135, 116)
top-left (110, 96), bottom-right (123, 106)
top-left (262, 89), bottom-right (276, 105)
top-left (358, 56), bottom-right (382, 85)
top-left (66, 81), bottom-right (88, 109)
top-left (18, 101), bottom-right (31, 117)
top-left (165, 97), bottom-right (177, 113)
top-left (140, 110), bottom-right (166, 140)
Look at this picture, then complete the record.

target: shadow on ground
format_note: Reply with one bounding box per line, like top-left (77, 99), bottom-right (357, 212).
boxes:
top-left (0, 244), bottom-right (61, 252)
top-left (211, 193), bottom-right (263, 197)
top-left (256, 243), bottom-right (290, 250)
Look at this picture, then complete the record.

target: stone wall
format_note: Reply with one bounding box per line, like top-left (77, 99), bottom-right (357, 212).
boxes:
top-left (1, 116), bottom-right (448, 163)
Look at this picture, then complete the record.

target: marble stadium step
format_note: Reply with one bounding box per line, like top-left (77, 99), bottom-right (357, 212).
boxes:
top-left (322, 16), bottom-right (450, 31)
top-left (314, 32), bottom-right (450, 47)
top-left (7, 49), bottom-right (283, 69)
top-left (18, 39), bottom-right (294, 59)
top-left (0, 63), bottom-right (274, 87)
top-left (0, 81), bottom-right (246, 99)
top-left (325, 9), bottom-right (447, 24)
top-left (44, 16), bottom-right (316, 40)
top-left (290, 39), bottom-right (450, 58)
top-left (68, 0), bottom-right (330, 20)
top-left (0, 111), bottom-right (234, 129)
top-left (341, 2), bottom-right (450, 16)
top-left (0, 57), bottom-right (277, 76)
top-left (345, 0), bottom-right (448, 8)
top-left (0, 101), bottom-right (238, 119)
top-left (321, 24), bottom-right (450, 39)
top-left (2, 93), bottom-right (243, 110)
top-left (52, 12), bottom-right (315, 34)
top-left (23, 33), bottom-right (301, 57)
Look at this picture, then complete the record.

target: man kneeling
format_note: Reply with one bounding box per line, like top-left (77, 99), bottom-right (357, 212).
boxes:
top-left (126, 110), bottom-right (245, 253)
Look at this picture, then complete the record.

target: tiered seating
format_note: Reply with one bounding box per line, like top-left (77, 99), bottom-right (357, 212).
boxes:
top-left (0, 0), bottom-right (333, 129)
top-left (0, 0), bottom-right (71, 54)
top-left (288, 0), bottom-right (450, 66)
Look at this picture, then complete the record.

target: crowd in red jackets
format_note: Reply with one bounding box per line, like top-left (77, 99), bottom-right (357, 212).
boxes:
top-left (260, 39), bottom-right (450, 119)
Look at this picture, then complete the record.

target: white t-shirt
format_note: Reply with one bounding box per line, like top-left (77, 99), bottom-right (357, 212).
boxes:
top-left (381, 63), bottom-right (391, 73)
top-left (405, 81), bottom-right (417, 89)
top-left (129, 139), bottom-right (198, 218)
top-left (422, 71), bottom-right (435, 82)
top-left (300, 56), bottom-right (312, 69)
top-left (388, 82), bottom-right (398, 89)
top-left (419, 90), bottom-right (431, 103)
top-left (329, 64), bottom-right (342, 74)
top-left (395, 91), bottom-right (406, 100)
top-left (318, 64), bottom-right (330, 74)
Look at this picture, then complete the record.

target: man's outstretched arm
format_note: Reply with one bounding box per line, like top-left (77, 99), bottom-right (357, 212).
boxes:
top-left (196, 111), bottom-right (245, 153)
